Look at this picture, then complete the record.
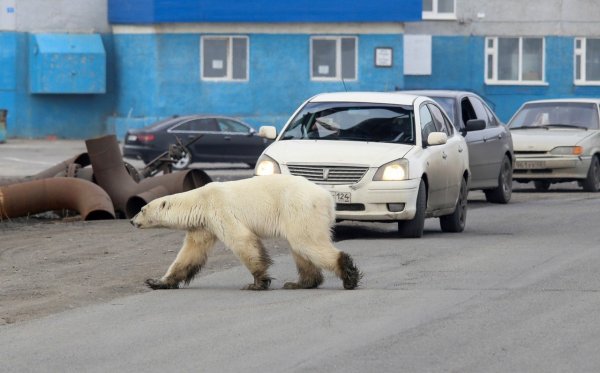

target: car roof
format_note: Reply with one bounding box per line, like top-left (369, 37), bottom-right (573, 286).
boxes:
top-left (399, 89), bottom-right (474, 98)
top-left (143, 114), bottom-right (245, 131)
top-left (521, 98), bottom-right (600, 105)
top-left (309, 91), bottom-right (421, 106)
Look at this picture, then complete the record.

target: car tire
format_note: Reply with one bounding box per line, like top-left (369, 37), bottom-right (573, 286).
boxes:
top-left (440, 177), bottom-right (468, 233)
top-left (582, 155), bottom-right (600, 192)
top-left (534, 180), bottom-right (551, 192)
top-left (484, 155), bottom-right (513, 204)
top-left (398, 179), bottom-right (426, 238)
top-left (171, 148), bottom-right (192, 170)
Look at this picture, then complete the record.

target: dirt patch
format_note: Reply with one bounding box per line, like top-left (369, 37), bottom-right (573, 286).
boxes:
top-left (0, 215), bottom-right (291, 325)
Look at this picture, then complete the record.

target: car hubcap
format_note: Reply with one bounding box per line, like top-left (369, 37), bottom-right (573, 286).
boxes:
top-left (502, 160), bottom-right (512, 195)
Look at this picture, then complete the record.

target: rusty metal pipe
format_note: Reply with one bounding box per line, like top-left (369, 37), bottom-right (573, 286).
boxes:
top-left (0, 178), bottom-right (115, 221)
top-left (0, 153), bottom-right (91, 186)
top-left (86, 135), bottom-right (210, 218)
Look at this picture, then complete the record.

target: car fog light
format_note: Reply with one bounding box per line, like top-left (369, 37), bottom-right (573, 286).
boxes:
top-left (387, 203), bottom-right (405, 212)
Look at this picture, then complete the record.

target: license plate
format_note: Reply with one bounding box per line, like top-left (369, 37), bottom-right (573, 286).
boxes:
top-left (331, 191), bottom-right (351, 203)
top-left (516, 160), bottom-right (546, 169)
top-left (127, 135), bottom-right (138, 142)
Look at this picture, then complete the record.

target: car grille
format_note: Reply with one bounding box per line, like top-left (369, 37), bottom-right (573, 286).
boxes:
top-left (287, 164), bottom-right (369, 185)
top-left (336, 203), bottom-right (365, 211)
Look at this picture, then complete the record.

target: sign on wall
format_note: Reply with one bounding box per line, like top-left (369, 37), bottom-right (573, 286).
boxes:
top-left (404, 35), bottom-right (432, 75)
top-left (0, 0), bottom-right (15, 30)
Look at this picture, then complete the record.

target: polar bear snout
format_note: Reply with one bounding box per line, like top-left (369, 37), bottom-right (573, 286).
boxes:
top-left (130, 213), bottom-right (144, 228)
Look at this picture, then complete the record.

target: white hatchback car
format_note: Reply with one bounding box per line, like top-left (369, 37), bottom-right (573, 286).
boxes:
top-left (255, 92), bottom-right (472, 237)
top-left (509, 98), bottom-right (600, 192)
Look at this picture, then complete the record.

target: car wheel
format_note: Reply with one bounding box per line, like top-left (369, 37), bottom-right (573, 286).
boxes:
top-left (534, 180), bottom-right (551, 192)
top-left (171, 148), bottom-right (192, 170)
top-left (581, 155), bottom-right (600, 192)
top-left (484, 155), bottom-right (513, 204)
top-left (440, 177), bottom-right (468, 233)
top-left (398, 179), bottom-right (426, 238)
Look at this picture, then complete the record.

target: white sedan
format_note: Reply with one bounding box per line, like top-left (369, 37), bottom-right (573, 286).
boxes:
top-left (254, 92), bottom-right (475, 238)
top-left (508, 99), bottom-right (600, 192)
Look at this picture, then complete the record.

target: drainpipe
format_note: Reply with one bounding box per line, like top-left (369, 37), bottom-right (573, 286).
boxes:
top-left (86, 135), bottom-right (210, 218)
top-left (0, 178), bottom-right (115, 221)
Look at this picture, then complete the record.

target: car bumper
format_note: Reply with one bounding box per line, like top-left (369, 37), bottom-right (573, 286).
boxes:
top-left (513, 155), bottom-right (592, 180)
top-left (317, 177), bottom-right (421, 221)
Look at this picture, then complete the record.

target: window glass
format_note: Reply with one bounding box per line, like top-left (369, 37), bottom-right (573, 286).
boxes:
top-left (423, 0), bottom-right (433, 11)
top-left (203, 38), bottom-right (228, 79)
top-left (460, 98), bottom-right (477, 126)
top-left (218, 118), bottom-right (250, 133)
top-left (427, 104), bottom-right (449, 135)
top-left (202, 36), bottom-right (248, 80)
top-left (468, 97), bottom-right (489, 123)
top-left (508, 102), bottom-right (600, 130)
top-left (498, 38), bottom-right (519, 81)
top-left (438, 0), bottom-right (454, 13)
top-left (232, 37), bottom-right (247, 80)
top-left (523, 38), bottom-right (543, 81)
top-left (176, 118), bottom-right (219, 132)
top-left (311, 37), bottom-right (357, 80)
top-left (587, 39), bottom-right (600, 81)
top-left (341, 38), bottom-right (356, 80)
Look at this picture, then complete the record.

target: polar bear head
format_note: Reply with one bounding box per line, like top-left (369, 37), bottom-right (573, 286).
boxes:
top-left (130, 194), bottom-right (199, 230)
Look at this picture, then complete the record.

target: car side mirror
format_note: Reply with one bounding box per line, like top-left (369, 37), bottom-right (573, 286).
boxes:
top-left (247, 128), bottom-right (256, 137)
top-left (426, 132), bottom-right (448, 146)
top-left (465, 119), bottom-right (486, 132)
top-left (258, 125), bottom-right (277, 140)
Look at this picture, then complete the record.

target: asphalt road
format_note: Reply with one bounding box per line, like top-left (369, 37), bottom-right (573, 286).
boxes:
top-left (1, 140), bottom-right (599, 372)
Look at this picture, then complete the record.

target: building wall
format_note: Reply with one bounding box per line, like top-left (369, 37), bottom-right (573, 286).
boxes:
top-left (404, 0), bottom-right (600, 122)
top-left (109, 25), bottom-right (405, 138)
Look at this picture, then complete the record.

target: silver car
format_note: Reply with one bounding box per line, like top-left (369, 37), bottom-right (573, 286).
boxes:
top-left (403, 90), bottom-right (514, 203)
top-left (508, 99), bottom-right (600, 192)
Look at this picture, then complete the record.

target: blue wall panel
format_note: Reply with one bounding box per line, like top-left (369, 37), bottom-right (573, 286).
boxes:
top-left (109, 0), bottom-right (421, 24)
top-left (110, 32), bottom-right (404, 138)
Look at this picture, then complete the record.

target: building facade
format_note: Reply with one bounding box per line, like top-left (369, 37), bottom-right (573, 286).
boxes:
top-left (1, 0), bottom-right (599, 139)
top-left (403, 0), bottom-right (600, 122)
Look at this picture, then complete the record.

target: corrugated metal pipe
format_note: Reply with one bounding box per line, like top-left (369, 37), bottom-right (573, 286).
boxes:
top-left (85, 134), bottom-right (211, 219)
top-left (0, 178), bottom-right (115, 221)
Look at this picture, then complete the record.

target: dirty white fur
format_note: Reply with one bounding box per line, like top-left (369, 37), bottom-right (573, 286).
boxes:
top-left (132, 174), bottom-right (356, 289)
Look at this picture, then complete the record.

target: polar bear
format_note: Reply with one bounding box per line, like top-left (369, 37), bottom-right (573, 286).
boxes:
top-left (131, 174), bottom-right (362, 290)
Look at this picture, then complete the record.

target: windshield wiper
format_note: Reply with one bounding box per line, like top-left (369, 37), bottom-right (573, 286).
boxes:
top-left (510, 125), bottom-right (548, 130)
top-left (539, 124), bottom-right (588, 130)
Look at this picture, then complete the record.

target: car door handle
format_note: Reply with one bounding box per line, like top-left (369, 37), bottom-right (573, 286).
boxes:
top-left (224, 136), bottom-right (231, 140)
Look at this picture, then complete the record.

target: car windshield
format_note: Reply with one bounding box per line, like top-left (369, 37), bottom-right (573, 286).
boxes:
top-left (509, 102), bottom-right (600, 130)
top-left (280, 102), bottom-right (416, 144)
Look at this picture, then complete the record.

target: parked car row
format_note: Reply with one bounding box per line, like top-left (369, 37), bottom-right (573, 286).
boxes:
top-left (121, 92), bottom-right (600, 238)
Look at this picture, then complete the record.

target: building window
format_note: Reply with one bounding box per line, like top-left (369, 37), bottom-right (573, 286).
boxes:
top-left (311, 36), bottom-right (357, 81)
top-left (201, 36), bottom-right (248, 81)
top-left (422, 0), bottom-right (456, 20)
top-left (485, 37), bottom-right (545, 84)
top-left (575, 37), bottom-right (600, 85)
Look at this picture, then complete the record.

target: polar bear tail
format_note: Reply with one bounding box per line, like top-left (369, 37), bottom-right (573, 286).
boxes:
top-left (338, 252), bottom-right (363, 290)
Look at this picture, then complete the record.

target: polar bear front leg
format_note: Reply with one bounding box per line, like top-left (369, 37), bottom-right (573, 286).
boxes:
top-left (220, 229), bottom-right (273, 290)
top-left (146, 229), bottom-right (216, 289)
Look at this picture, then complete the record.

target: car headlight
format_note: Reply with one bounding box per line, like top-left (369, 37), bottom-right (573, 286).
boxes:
top-left (550, 146), bottom-right (583, 155)
top-left (373, 159), bottom-right (409, 181)
top-left (254, 154), bottom-right (281, 176)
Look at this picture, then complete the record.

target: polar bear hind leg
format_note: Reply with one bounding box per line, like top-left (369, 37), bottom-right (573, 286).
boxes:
top-left (283, 251), bottom-right (324, 289)
top-left (145, 229), bottom-right (216, 289)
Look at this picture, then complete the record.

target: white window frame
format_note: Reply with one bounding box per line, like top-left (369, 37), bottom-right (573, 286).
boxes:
top-left (310, 36), bottom-right (358, 82)
top-left (200, 35), bottom-right (249, 82)
top-left (484, 36), bottom-right (547, 86)
top-left (575, 37), bottom-right (600, 86)
top-left (422, 0), bottom-right (456, 20)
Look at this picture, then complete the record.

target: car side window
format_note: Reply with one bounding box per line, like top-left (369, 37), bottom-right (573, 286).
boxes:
top-left (482, 104), bottom-right (499, 127)
top-left (185, 118), bottom-right (219, 132)
top-left (468, 97), bottom-right (491, 128)
top-left (427, 104), bottom-right (452, 136)
top-left (419, 105), bottom-right (437, 142)
top-left (460, 97), bottom-right (477, 127)
top-left (218, 118), bottom-right (250, 133)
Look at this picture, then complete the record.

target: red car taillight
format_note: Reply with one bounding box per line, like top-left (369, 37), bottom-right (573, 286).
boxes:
top-left (137, 133), bottom-right (155, 143)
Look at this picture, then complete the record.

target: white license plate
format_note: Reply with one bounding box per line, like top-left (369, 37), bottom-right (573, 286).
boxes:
top-left (331, 191), bottom-right (351, 203)
top-left (516, 160), bottom-right (546, 169)
top-left (127, 135), bottom-right (138, 142)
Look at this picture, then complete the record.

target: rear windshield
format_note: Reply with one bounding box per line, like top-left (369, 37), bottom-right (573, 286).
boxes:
top-left (509, 102), bottom-right (600, 129)
top-left (280, 102), bottom-right (416, 144)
